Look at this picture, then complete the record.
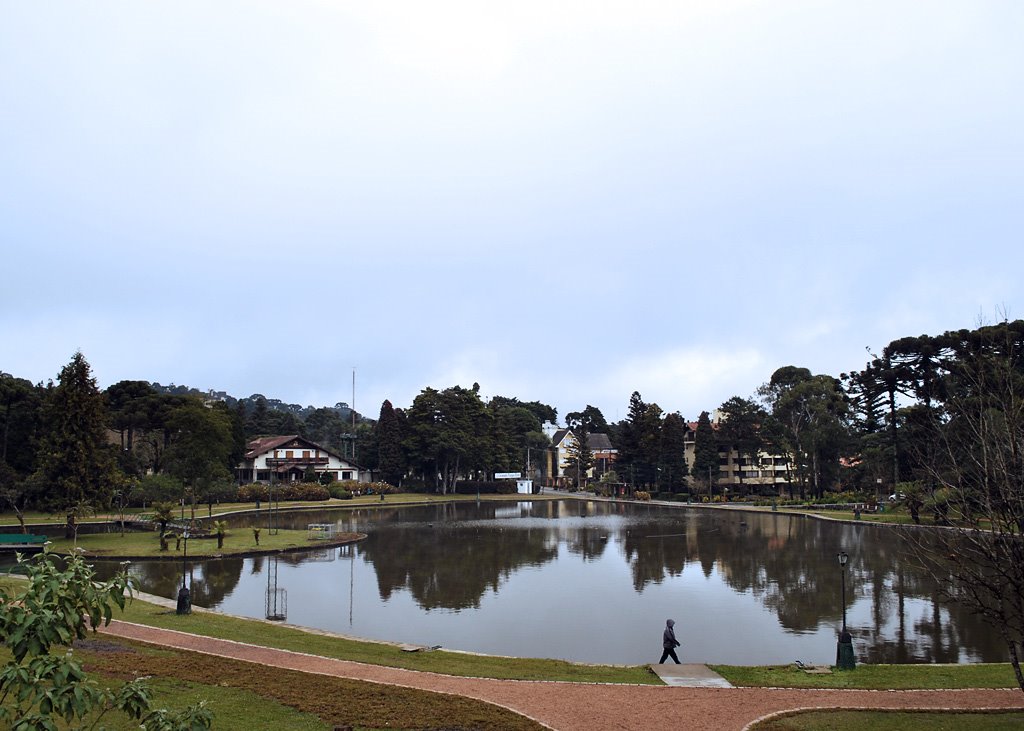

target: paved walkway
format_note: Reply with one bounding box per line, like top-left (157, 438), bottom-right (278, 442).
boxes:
top-left (98, 620), bottom-right (1024, 731)
top-left (650, 663), bottom-right (734, 687)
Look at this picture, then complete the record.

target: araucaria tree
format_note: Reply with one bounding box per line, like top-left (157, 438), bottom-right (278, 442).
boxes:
top-left (902, 320), bottom-right (1024, 692)
top-left (34, 352), bottom-right (121, 538)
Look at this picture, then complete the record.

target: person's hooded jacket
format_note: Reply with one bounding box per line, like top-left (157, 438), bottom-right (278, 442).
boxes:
top-left (663, 619), bottom-right (680, 649)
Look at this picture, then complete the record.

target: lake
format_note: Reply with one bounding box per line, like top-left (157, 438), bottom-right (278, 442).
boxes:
top-left (93, 499), bottom-right (1007, 665)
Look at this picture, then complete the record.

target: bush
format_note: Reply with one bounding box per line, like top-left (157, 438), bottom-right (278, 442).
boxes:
top-left (235, 482), bottom-right (330, 502)
top-left (237, 483), bottom-right (269, 502)
top-left (453, 481), bottom-right (514, 495)
top-left (332, 479), bottom-right (363, 494)
top-left (635, 490), bottom-right (651, 501)
top-left (672, 493), bottom-right (690, 502)
top-left (136, 474), bottom-right (183, 506)
top-left (285, 483), bottom-right (330, 501)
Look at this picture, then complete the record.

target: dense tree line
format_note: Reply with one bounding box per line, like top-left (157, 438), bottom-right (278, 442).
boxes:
top-left (387, 385), bottom-right (555, 493)
top-left (1, 354), bottom-right (252, 533)
top-left (4, 319), bottom-right (1021, 511)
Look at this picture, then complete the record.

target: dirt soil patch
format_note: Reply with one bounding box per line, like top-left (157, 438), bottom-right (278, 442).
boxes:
top-left (99, 620), bottom-right (1024, 731)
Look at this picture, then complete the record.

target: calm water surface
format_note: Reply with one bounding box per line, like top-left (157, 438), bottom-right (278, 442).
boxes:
top-left (93, 500), bottom-right (1007, 665)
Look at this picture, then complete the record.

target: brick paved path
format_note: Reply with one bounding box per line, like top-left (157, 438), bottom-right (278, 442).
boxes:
top-left (99, 620), bottom-right (1024, 731)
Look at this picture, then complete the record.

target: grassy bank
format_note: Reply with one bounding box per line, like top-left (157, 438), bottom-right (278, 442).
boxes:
top-left (45, 526), bottom-right (363, 559)
top-left (2, 574), bottom-right (1017, 690)
top-left (0, 492), bottom-right (562, 528)
top-left (713, 662), bottom-right (1019, 689)
top-left (115, 591), bottom-right (1019, 688)
top-left (116, 592), bottom-right (657, 684)
top-left (753, 710), bottom-right (1024, 731)
top-left (1, 637), bottom-right (545, 731)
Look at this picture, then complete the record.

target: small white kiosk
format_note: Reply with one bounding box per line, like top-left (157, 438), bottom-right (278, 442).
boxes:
top-left (496, 472), bottom-right (533, 494)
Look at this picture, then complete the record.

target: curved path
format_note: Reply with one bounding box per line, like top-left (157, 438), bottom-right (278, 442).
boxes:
top-left (98, 620), bottom-right (1023, 731)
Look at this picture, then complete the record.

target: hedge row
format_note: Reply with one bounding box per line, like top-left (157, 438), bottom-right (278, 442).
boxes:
top-left (236, 483), bottom-right (330, 502)
top-left (453, 481), bottom-right (519, 495)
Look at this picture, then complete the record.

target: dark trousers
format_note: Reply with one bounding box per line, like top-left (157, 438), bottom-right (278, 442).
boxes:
top-left (659, 647), bottom-right (680, 664)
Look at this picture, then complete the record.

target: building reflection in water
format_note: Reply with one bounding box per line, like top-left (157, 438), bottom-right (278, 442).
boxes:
top-left (91, 501), bottom-right (1008, 665)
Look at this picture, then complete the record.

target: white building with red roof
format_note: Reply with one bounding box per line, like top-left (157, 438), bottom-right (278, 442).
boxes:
top-left (236, 435), bottom-right (369, 484)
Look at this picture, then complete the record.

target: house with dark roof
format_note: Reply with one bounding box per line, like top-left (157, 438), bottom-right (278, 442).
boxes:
top-left (236, 435), bottom-right (369, 484)
top-left (546, 428), bottom-right (617, 486)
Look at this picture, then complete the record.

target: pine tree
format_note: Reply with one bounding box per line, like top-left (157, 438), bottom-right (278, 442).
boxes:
top-left (375, 399), bottom-right (406, 487)
top-left (564, 426), bottom-right (593, 489)
top-left (692, 410), bottom-right (719, 498)
top-left (658, 412), bottom-right (689, 492)
top-left (35, 352), bottom-right (121, 538)
top-left (617, 392), bottom-right (662, 488)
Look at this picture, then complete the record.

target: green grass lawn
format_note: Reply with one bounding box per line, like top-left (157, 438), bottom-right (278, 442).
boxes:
top-left (712, 662), bottom-right (1019, 689)
top-left (752, 710), bottom-right (1024, 731)
top-left (5, 571), bottom-right (1018, 689)
top-left (0, 492), bottom-right (562, 528)
top-left (45, 526), bottom-right (361, 558)
top-left (115, 593), bottom-right (658, 684)
top-left (1, 637), bottom-right (545, 731)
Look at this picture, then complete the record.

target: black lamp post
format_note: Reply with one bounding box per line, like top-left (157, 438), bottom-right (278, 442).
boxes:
top-left (176, 529), bottom-right (191, 615)
top-left (835, 550), bottom-right (855, 669)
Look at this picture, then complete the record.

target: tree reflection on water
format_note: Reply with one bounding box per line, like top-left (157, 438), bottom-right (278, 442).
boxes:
top-left (88, 500), bottom-right (1008, 663)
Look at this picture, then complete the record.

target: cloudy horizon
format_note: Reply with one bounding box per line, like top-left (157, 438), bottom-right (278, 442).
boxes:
top-left (3, 2), bottom-right (1021, 423)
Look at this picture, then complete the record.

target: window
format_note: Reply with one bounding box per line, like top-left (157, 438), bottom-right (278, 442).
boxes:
top-left (303, 450), bottom-right (310, 459)
top-left (342, 471), bottom-right (353, 480)
top-left (285, 450), bottom-right (293, 459)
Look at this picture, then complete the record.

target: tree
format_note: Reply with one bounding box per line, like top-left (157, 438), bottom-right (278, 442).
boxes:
top-left (405, 386), bottom-right (488, 493)
top-left (717, 396), bottom-right (767, 494)
top-left (485, 398), bottom-right (550, 476)
top-left (212, 519), bottom-right (228, 549)
top-left (152, 501), bottom-right (176, 535)
top-left (105, 380), bottom-right (157, 459)
top-left (0, 461), bottom-right (37, 533)
top-left (247, 395), bottom-right (270, 435)
top-left (565, 405), bottom-right (609, 435)
top-left (615, 392), bottom-right (663, 489)
top-left (305, 406), bottom-right (346, 452)
top-left (692, 410), bottom-right (719, 497)
top-left (375, 399), bottom-right (406, 486)
top-left (563, 426), bottom-right (593, 489)
top-left (0, 550), bottom-right (213, 729)
top-left (658, 412), bottom-right (689, 492)
top-left (760, 367), bottom-right (849, 499)
top-left (902, 320), bottom-right (1024, 691)
top-left (34, 352), bottom-right (121, 538)
top-left (1, 372), bottom-right (43, 475)
top-left (163, 398), bottom-right (234, 511)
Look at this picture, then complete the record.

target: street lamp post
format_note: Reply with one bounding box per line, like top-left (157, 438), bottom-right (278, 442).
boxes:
top-left (836, 550), bottom-right (855, 669)
top-left (176, 529), bottom-right (191, 615)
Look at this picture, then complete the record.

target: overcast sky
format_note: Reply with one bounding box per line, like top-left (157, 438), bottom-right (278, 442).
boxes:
top-left (2, 2), bottom-right (1022, 423)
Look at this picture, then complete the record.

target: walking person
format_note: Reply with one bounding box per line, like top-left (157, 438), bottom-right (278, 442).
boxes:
top-left (659, 619), bottom-right (681, 664)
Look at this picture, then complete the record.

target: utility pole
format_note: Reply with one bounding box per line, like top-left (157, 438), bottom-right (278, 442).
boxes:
top-left (351, 367), bottom-right (357, 461)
